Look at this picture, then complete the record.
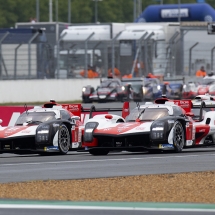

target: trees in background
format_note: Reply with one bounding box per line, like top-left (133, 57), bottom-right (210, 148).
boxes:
top-left (0, 0), bottom-right (215, 28)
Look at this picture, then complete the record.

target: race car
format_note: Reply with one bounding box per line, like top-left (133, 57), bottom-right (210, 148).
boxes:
top-left (161, 77), bottom-right (184, 100)
top-left (161, 83), bottom-right (184, 100)
top-left (121, 77), bottom-right (145, 102)
top-left (142, 78), bottom-right (162, 100)
top-left (197, 76), bottom-right (215, 95)
top-left (82, 99), bottom-right (215, 155)
top-left (82, 78), bottom-right (125, 103)
top-left (0, 100), bottom-right (84, 155)
top-left (182, 82), bottom-right (198, 99)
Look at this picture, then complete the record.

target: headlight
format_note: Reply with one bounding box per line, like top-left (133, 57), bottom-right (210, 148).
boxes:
top-left (157, 85), bottom-right (161, 90)
top-left (36, 125), bottom-right (50, 142)
top-left (121, 86), bottom-right (125, 91)
top-left (142, 87), bottom-right (146, 94)
top-left (84, 122), bottom-right (98, 142)
top-left (183, 85), bottom-right (186, 89)
top-left (82, 87), bottom-right (86, 92)
top-left (150, 121), bottom-right (165, 140)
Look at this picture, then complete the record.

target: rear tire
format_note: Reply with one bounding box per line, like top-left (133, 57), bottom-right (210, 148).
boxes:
top-left (58, 124), bottom-right (70, 155)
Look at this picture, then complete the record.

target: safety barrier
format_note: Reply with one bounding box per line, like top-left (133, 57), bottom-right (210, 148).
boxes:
top-left (0, 78), bottom-right (100, 103)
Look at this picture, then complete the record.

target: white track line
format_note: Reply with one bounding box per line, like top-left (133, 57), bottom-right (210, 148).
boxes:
top-left (0, 204), bottom-right (215, 212)
top-left (1, 154), bottom-right (215, 167)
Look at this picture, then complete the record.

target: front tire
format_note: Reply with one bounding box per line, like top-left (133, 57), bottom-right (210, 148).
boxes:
top-left (58, 124), bottom-right (70, 155)
top-left (173, 121), bottom-right (185, 152)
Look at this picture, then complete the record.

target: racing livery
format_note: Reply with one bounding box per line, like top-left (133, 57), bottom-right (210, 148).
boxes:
top-left (0, 101), bottom-right (84, 155)
top-left (83, 99), bottom-right (215, 155)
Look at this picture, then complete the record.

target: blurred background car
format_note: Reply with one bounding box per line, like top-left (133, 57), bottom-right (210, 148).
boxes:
top-left (161, 78), bottom-right (184, 100)
top-left (82, 78), bottom-right (125, 103)
top-left (182, 82), bottom-right (198, 99)
top-left (197, 76), bottom-right (215, 95)
top-left (142, 78), bottom-right (162, 100)
top-left (121, 77), bottom-right (145, 102)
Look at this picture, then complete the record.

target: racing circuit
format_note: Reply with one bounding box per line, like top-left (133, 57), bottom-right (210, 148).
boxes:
top-left (1, 102), bottom-right (215, 214)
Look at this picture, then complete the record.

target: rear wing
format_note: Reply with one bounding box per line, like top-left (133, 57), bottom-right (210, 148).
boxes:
top-left (42, 100), bottom-right (130, 119)
top-left (191, 101), bottom-right (215, 122)
top-left (86, 101), bottom-right (130, 119)
top-left (43, 101), bottom-right (83, 117)
top-left (155, 98), bottom-right (192, 113)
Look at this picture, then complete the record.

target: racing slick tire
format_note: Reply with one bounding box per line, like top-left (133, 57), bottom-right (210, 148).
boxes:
top-left (58, 124), bottom-right (70, 155)
top-left (89, 149), bottom-right (109, 156)
top-left (173, 121), bottom-right (185, 152)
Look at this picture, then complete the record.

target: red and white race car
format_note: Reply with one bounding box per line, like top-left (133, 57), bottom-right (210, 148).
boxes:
top-left (0, 100), bottom-right (85, 154)
top-left (197, 76), bottom-right (215, 95)
top-left (82, 99), bottom-right (215, 155)
top-left (0, 100), bottom-right (124, 155)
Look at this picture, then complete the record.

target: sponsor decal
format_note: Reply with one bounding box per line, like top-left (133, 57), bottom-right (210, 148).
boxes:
top-left (186, 140), bottom-right (193, 146)
top-left (118, 124), bottom-right (133, 129)
top-left (21, 130), bottom-right (31, 133)
top-left (168, 120), bottom-right (174, 124)
top-left (103, 128), bottom-right (111, 131)
top-left (72, 142), bottom-right (79, 148)
top-left (199, 129), bottom-right (205, 132)
top-left (68, 105), bottom-right (80, 111)
top-left (6, 127), bottom-right (21, 132)
top-left (152, 127), bottom-right (163, 131)
top-left (159, 144), bottom-right (174, 149)
top-left (186, 122), bottom-right (190, 127)
top-left (135, 127), bottom-right (145, 130)
top-left (44, 146), bottom-right (59, 151)
top-left (192, 127), bottom-right (195, 140)
top-left (116, 142), bottom-right (122, 147)
top-left (53, 123), bottom-right (59, 127)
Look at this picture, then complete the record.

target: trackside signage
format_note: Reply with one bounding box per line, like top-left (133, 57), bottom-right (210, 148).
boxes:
top-left (161, 8), bottom-right (189, 18)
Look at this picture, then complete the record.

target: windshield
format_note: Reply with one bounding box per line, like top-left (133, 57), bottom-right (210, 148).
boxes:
top-left (15, 112), bottom-right (56, 125)
top-left (127, 108), bottom-right (169, 122)
top-left (100, 80), bottom-right (119, 88)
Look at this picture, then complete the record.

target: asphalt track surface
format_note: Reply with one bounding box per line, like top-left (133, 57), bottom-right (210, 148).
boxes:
top-left (1, 102), bottom-right (215, 214)
top-left (1, 147), bottom-right (215, 183)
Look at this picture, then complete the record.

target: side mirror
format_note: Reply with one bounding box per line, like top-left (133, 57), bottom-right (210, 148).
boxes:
top-left (71, 116), bottom-right (80, 121)
top-left (186, 112), bottom-right (194, 117)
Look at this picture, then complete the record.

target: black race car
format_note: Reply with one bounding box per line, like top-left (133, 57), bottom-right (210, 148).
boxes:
top-left (121, 77), bottom-right (145, 102)
top-left (82, 78), bottom-right (126, 103)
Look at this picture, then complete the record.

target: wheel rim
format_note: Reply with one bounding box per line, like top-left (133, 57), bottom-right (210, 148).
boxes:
top-left (174, 123), bottom-right (184, 148)
top-left (59, 126), bottom-right (70, 153)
